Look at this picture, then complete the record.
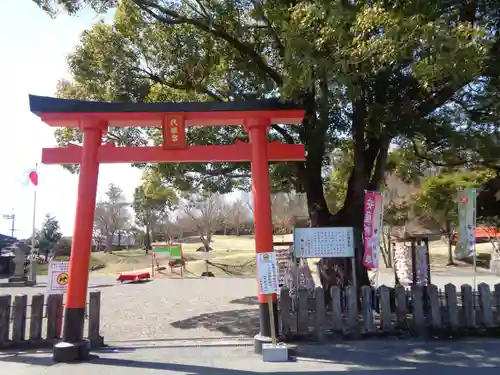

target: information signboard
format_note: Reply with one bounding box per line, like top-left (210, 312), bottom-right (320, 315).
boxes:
top-left (256, 252), bottom-right (279, 295)
top-left (293, 227), bottom-right (354, 258)
top-left (47, 261), bottom-right (69, 295)
top-left (152, 243), bottom-right (182, 259)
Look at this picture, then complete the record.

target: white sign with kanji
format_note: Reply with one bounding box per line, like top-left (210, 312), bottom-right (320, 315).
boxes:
top-left (257, 252), bottom-right (279, 294)
top-left (293, 227), bottom-right (354, 258)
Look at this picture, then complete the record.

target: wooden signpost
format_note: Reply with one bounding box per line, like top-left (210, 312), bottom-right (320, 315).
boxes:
top-left (256, 252), bottom-right (287, 361)
top-left (267, 294), bottom-right (277, 346)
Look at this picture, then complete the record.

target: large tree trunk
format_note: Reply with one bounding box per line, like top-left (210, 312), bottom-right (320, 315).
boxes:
top-left (105, 233), bottom-right (113, 254)
top-left (144, 225), bottom-right (152, 254)
top-left (298, 87), bottom-right (390, 290)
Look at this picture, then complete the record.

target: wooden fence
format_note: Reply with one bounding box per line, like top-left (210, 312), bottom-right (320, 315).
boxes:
top-left (0, 291), bottom-right (102, 349)
top-left (279, 283), bottom-right (500, 341)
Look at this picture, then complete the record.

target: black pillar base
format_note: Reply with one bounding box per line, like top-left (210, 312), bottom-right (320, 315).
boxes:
top-left (259, 300), bottom-right (279, 337)
top-left (53, 307), bottom-right (89, 362)
top-left (255, 300), bottom-right (279, 354)
top-left (62, 307), bottom-right (86, 342)
top-left (53, 340), bottom-right (90, 363)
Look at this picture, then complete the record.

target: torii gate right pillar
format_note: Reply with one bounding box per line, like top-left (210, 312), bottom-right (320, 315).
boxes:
top-left (245, 118), bottom-right (278, 353)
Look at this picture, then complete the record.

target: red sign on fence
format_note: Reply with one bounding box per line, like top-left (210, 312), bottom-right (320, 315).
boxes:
top-left (162, 115), bottom-right (186, 149)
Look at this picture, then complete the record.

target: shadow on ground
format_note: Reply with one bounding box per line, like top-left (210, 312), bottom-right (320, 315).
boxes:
top-left (170, 308), bottom-right (259, 336)
top-left (1, 340), bottom-right (500, 374)
top-left (88, 284), bottom-right (116, 289)
top-left (462, 252), bottom-right (491, 268)
top-left (229, 296), bottom-right (258, 306)
top-left (291, 340), bottom-right (500, 370)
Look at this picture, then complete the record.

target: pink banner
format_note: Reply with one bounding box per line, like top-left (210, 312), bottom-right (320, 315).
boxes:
top-left (363, 191), bottom-right (383, 269)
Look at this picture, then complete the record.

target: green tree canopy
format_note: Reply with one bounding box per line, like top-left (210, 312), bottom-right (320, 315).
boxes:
top-left (413, 171), bottom-right (493, 263)
top-left (133, 170), bottom-right (178, 250)
top-left (34, 0), bottom-right (500, 219)
top-left (36, 214), bottom-right (62, 259)
top-left (32, 0), bottom-right (500, 285)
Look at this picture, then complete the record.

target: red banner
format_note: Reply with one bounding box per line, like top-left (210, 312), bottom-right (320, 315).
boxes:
top-left (163, 115), bottom-right (186, 149)
top-left (363, 191), bottom-right (383, 269)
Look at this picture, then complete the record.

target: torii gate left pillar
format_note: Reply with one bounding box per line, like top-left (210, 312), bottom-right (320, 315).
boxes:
top-left (57, 120), bottom-right (104, 362)
top-left (29, 94), bottom-right (305, 362)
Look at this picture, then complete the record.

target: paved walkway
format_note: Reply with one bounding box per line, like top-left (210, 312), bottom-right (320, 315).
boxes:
top-left (1, 339), bottom-right (500, 374)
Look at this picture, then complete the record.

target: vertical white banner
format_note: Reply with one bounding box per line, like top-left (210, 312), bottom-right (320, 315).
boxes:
top-left (456, 188), bottom-right (476, 259)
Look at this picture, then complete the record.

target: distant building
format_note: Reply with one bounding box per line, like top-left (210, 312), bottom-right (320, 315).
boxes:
top-left (0, 234), bottom-right (17, 251)
top-left (0, 234), bottom-right (17, 277)
top-left (111, 230), bottom-right (136, 247)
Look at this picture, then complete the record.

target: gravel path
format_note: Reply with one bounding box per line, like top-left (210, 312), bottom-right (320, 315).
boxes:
top-left (0, 276), bottom-right (261, 342)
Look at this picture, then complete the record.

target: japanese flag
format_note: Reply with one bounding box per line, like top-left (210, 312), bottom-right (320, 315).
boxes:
top-left (17, 167), bottom-right (39, 187)
top-left (28, 170), bottom-right (38, 186)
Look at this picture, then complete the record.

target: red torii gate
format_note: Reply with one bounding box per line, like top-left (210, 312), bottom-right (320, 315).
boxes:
top-left (29, 95), bottom-right (305, 362)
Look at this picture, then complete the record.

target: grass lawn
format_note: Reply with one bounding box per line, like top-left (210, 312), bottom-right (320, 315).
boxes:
top-left (36, 255), bottom-right (106, 275)
top-left (36, 235), bottom-right (494, 278)
top-left (89, 235), bottom-right (262, 276)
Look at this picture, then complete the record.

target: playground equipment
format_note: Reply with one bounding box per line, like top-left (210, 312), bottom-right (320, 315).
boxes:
top-left (30, 94), bottom-right (305, 361)
top-left (151, 243), bottom-right (186, 277)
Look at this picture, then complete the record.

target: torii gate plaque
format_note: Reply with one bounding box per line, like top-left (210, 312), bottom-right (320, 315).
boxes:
top-left (29, 95), bottom-right (305, 362)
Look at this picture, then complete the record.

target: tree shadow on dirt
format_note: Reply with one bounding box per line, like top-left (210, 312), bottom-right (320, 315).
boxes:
top-left (461, 252), bottom-right (491, 269)
top-left (289, 339), bottom-right (500, 373)
top-left (170, 308), bottom-right (259, 336)
top-left (229, 296), bottom-right (258, 306)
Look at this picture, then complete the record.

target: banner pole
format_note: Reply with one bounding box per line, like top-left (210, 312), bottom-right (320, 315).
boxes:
top-left (472, 188), bottom-right (477, 291)
top-left (472, 252), bottom-right (477, 291)
top-left (29, 163), bottom-right (39, 284)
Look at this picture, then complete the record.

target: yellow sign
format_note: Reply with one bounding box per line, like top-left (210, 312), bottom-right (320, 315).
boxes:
top-left (56, 272), bottom-right (68, 285)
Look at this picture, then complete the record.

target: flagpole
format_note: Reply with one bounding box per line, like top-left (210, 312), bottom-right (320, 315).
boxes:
top-left (29, 164), bottom-right (38, 284)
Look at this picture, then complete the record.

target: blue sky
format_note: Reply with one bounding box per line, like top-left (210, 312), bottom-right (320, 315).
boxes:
top-left (0, 1), bottom-right (142, 238)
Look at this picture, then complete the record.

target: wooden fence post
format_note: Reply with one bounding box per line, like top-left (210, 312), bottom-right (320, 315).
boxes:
top-left (394, 285), bottom-right (407, 328)
top-left (314, 287), bottom-right (326, 341)
top-left (444, 283), bottom-right (459, 329)
top-left (361, 286), bottom-right (374, 334)
top-left (279, 288), bottom-right (292, 338)
top-left (427, 284), bottom-right (442, 329)
top-left (461, 284), bottom-right (476, 328)
top-left (379, 286), bottom-right (393, 332)
top-left (330, 286), bottom-right (343, 332)
top-left (411, 285), bottom-right (425, 334)
top-left (29, 294), bottom-right (45, 341)
top-left (345, 285), bottom-right (358, 335)
top-left (297, 289), bottom-right (309, 336)
top-left (88, 291), bottom-right (102, 348)
top-left (0, 294), bottom-right (11, 344)
top-left (478, 283), bottom-right (494, 327)
top-left (46, 294), bottom-right (64, 340)
top-left (11, 294), bottom-right (27, 343)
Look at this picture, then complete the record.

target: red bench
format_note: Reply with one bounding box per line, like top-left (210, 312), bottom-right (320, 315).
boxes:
top-left (116, 272), bottom-right (151, 283)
